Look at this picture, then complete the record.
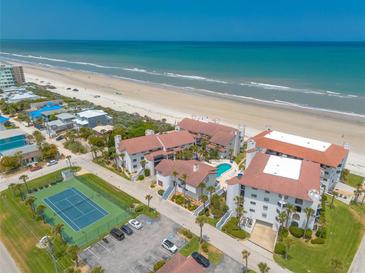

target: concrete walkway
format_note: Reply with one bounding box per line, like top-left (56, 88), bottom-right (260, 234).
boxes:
top-left (349, 235), bottom-right (365, 273)
top-left (0, 240), bottom-right (20, 273)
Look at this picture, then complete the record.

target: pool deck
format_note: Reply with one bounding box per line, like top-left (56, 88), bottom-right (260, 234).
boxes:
top-left (210, 159), bottom-right (241, 189)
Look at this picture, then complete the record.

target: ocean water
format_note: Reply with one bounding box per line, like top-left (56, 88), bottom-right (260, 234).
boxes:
top-left (1, 40), bottom-right (364, 117)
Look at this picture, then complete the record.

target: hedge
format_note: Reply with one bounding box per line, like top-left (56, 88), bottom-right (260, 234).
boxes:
top-left (137, 175), bottom-right (144, 181)
top-left (153, 260), bottom-right (166, 272)
top-left (304, 229), bottom-right (313, 239)
top-left (311, 238), bottom-right (325, 244)
top-left (315, 227), bottom-right (327, 238)
top-left (274, 242), bottom-right (286, 255)
top-left (222, 217), bottom-right (248, 239)
top-left (289, 225), bottom-right (304, 238)
top-left (144, 168), bottom-right (150, 177)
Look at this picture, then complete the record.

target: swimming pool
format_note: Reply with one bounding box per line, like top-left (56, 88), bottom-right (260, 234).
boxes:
top-left (216, 163), bottom-right (232, 177)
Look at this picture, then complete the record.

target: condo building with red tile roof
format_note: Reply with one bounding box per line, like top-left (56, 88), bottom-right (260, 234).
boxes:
top-left (177, 118), bottom-right (244, 159)
top-left (246, 130), bottom-right (349, 191)
top-left (226, 152), bottom-right (322, 231)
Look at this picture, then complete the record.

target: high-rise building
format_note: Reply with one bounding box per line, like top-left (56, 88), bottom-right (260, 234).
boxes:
top-left (0, 64), bottom-right (26, 89)
top-left (12, 66), bottom-right (25, 85)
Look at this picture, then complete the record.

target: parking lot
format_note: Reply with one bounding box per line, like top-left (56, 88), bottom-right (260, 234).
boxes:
top-left (79, 214), bottom-right (243, 273)
top-left (79, 215), bottom-right (187, 272)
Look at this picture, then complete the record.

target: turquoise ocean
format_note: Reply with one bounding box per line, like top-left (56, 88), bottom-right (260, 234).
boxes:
top-left (1, 40), bottom-right (364, 117)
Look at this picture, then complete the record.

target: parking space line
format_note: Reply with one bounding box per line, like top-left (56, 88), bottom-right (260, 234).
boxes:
top-left (96, 241), bottom-right (111, 253)
top-left (85, 247), bottom-right (100, 259)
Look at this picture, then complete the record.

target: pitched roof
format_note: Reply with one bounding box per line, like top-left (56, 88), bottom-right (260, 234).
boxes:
top-left (178, 118), bottom-right (236, 137)
top-left (156, 159), bottom-right (216, 187)
top-left (251, 130), bottom-right (348, 168)
top-left (157, 253), bottom-right (204, 273)
top-left (210, 130), bottom-right (235, 146)
top-left (227, 153), bottom-right (321, 201)
top-left (119, 130), bottom-right (195, 155)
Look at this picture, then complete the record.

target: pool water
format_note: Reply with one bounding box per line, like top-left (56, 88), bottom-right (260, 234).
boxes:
top-left (216, 163), bottom-right (232, 177)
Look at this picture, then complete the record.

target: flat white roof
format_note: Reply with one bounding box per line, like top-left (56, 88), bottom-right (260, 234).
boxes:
top-left (265, 131), bottom-right (331, 152)
top-left (263, 155), bottom-right (302, 180)
top-left (77, 109), bottom-right (107, 118)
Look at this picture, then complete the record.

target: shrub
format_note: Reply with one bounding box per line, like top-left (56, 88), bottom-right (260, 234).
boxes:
top-left (150, 182), bottom-right (156, 188)
top-left (222, 217), bottom-right (247, 239)
top-left (278, 227), bottom-right (289, 241)
top-left (144, 168), bottom-right (150, 177)
top-left (158, 189), bottom-right (164, 196)
top-left (311, 238), bottom-right (325, 244)
top-left (153, 260), bottom-right (166, 272)
top-left (289, 226), bottom-right (304, 238)
top-left (316, 227), bottom-right (327, 238)
top-left (134, 204), bottom-right (144, 213)
top-left (137, 175), bottom-right (144, 181)
top-left (201, 241), bottom-right (209, 253)
top-left (212, 208), bottom-right (224, 219)
top-left (274, 242), bottom-right (286, 255)
top-left (175, 195), bottom-right (185, 205)
top-left (188, 204), bottom-right (198, 211)
top-left (304, 229), bottom-right (313, 239)
top-left (181, 228), bottom-right (193, 239)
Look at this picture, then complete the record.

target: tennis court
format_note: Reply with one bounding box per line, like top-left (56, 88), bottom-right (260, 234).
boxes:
top-left (45, 187), bottom-right (108, 231)
top-left (33, 176), bottom-right (132, 246)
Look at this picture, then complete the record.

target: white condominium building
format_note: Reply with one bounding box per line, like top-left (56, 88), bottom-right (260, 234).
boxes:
top-left (246, 130), bottom-right (349, 192)
top-left (226, 152), bottom-right (322, 231)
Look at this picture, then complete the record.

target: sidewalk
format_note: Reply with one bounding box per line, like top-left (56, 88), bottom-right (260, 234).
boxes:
top-left (0, 240), bottom-right (20, 273)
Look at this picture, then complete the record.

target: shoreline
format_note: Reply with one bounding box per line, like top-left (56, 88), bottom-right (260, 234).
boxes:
top-left (9, 61), bottom-right (365, 175)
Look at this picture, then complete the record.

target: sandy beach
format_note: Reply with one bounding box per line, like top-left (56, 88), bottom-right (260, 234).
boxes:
top-left (11, 62), bottom-right (365, 175)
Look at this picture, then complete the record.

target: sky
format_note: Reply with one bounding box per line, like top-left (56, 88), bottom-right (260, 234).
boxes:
top-left (1, 0), bottom-right (364, 41)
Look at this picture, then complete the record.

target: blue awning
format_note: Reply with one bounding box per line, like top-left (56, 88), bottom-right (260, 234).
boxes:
top-left (0, 116), bottom-right (9, 123)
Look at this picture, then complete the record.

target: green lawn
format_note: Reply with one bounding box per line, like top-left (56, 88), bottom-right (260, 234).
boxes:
top-left (346, 173), bottom-right (364, 188)
top-left (274, 199), bottom-right (364, 272)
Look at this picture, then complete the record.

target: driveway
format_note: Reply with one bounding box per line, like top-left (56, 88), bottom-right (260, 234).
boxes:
top-left (249, 221), bottom-right (277, 252)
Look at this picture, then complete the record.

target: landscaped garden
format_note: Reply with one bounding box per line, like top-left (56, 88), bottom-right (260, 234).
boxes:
top-left (171, 193), bottom-right (200, 211)
top-left (274, 196), bottom-right (364, 272)
top-left (199, 193), bottom-right (229, 227)
top-left (341, 169), bottom-right (364, 188)
top-left (0, 168), bottom-right (159, 272)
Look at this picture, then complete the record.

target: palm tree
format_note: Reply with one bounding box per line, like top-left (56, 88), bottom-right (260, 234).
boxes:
top-left (283, 237), bottom-right (293, 260)
top-left (52, 223), bottom-right (65, 241)
top-left (68, 245), bottom-right (80, 267)
top-left (330, 191), bottom-right (338, 208)
top-left (330, 257), bottom-right (343, 272)
top-left (241, 249), bottom-right (250, 272)
top-left (172, 170), bottom-right (178, 196)
top-left (14, 184), bottom-right (24, 200)
top-left (234, 195), bottom-right (244, 222)
top-left (91, 265), bottom-right (104, 273)
top-left (304, 208), bottom-right (314, 230)
top-left (181, 174), bottom-right (187, 197)
top-left (353, 184), bottom-right (362, 204)
top-left (207, 185), bottom-right (215, 200)
top-left (25, 196), bottom-right (37, 218)
top-left (145, 194), bottom-right (153, 211)
top-left (19, 174), bottom-right (29, 193)
top-left (285, 204), bottom-right (295, 228)
top-left (198, 182), bottom-right (206, 196)
top-left (277, 211), bottom-right (287, 229)
top-left (200, 195), bottom-right (208, 210)
top-left (36, 204), bottom-right (46, 222)
top-left (66, 155), bottom-right (72, 168)
top-left (195, 216), bottom-right (207, 243)
top-left (91, 146), bottom-right (98, 159)
top-left (258, 262), bottom-right (270, 273)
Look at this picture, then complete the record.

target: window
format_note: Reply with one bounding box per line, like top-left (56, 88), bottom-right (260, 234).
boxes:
top-left (133, 165), bottom-right (137, 168)
top-left (250, 201), bottom-right (256, 205)
top-left (252, 187), bottom-right (258, 190)
top-left (251, 194), bottom-right (257, 198)
top-left (140, 156), bottom-right (144, 160)
top-left (264, 197), bottom-right (269, 202)
top-left (276, 209), bottom-right (280, 214)
top-left (295, 198), bottom-right (303, 205)
top-left (262, 213), bottom-right (267, 218)
top-left (284, 196), bottom-right (288, 200)
top-left (249, 209), bottom-right (255, 212)
top-left (265, 190), bottom-right (270, 194)
top-left (278, 194), bottom-right (283, 198)
top-left (263, 205), bottom-right (268, 210)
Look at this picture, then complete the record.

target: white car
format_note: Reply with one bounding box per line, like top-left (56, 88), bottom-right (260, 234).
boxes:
top-left (47, 160), bottom-right (58, 166)
top-left (161, 239), bottom-right (177, 253)
top-left (128, 219), bottom-right (143, 230)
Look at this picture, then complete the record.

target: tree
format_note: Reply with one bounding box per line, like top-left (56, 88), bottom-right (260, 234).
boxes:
top-left (277, 211), bottom-right (287, 229)
top-left (36, 204), bottom-right (46, 222)
top-left (91, 265), bottom-right (104, 273)
top-left (198, 182), bottom-right (206, 196)
top-left (0, 154), bottom-right (21, 173)
top-left (66, 155), bottom-right (72, 168)
top-left (283, 237), bottom-right (293, 260)
top-left (25, 196), bottom-right (37, 218)
top-left (41, 143), bottom-right (59, 160)
top-left (353, 183), bottom-right (362, 204)
top-left (241, 249), bottom-right (250, 272)
top-left (285, 204), bottom-right (295, 228)
top-left (68, 245), bottom-right (80, 267)
top-left (91, 146), bottom-right (98, 159)
top-left (200, 195), bottom-right (208, 210)
top-left (14, 184), bottom-right (24, 199)
top-left (181, 174), bottom-right (187, 197)
top-left (172, 170), bottom-right (179, 196)
top-left (207, 185), bottom-right (215, 200)
top-left (52, 223), bottom-right (65, 242)
top-left (258, 262), bottom-right (270, 273)
top-left (33, 130), bottom-right (45, 148)
top-left (145, 194), bottom-right (153, 210)
top-left (140, 159), bottom-right (147, 169)
top-left (234, 195), bottom-right (245, 223)
top-left (330, 191), bottom-right (338, 209)
top-left (330, 257), bottom-right (343, 272)
top-left (19, 174), bottom-right (29, 193)
top-left (195, 216), bottom-right (207, 243)
top-left (304, 208), bottom-right (314, 230)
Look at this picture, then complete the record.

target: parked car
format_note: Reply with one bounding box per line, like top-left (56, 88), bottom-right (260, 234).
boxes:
top-left (30, 165), bottom-right (42, 172)
top-left (191, 252), bottom-right (210, 268)
top-left (110, 228), bottom-right (125, 241)
top-left (47, 160), bottom-right (58, 166)
top-left (128, 219), bottom-right (143, 230)
top-left (161, 239), bottom-right (177, 253)
top-left (55, 135), bottom-right (64, 141)
top-left (121, 224), bottom-right (133, 235)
